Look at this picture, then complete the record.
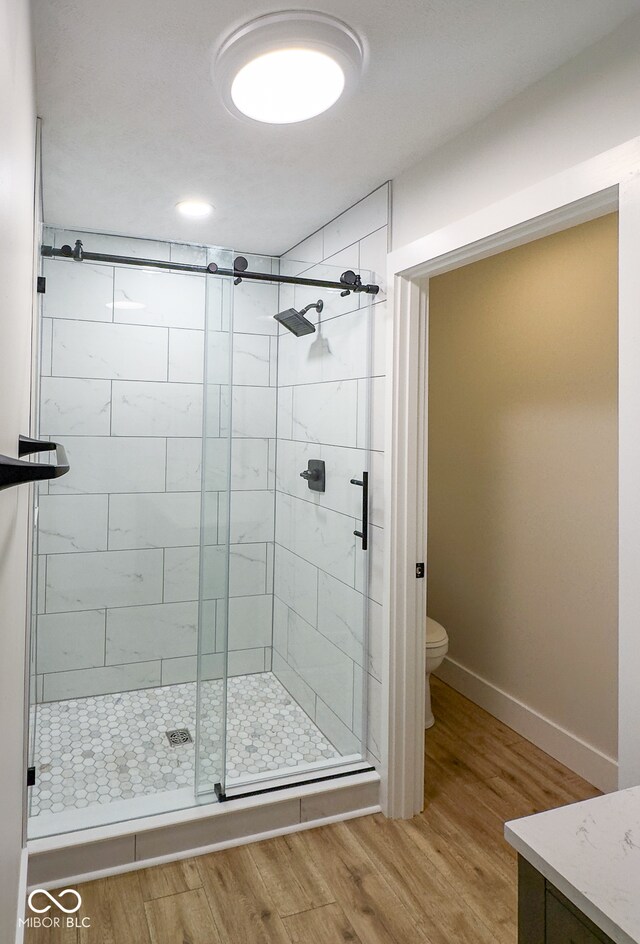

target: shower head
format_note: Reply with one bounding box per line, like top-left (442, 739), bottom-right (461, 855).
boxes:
top-left (274, 300), bottom-right (323, 338)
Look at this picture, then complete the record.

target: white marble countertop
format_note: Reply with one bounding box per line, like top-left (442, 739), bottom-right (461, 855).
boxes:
top-left (505, 785), bottom-right (640, 944)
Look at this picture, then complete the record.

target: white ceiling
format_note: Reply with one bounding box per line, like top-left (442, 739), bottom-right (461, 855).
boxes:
top-left (34, 0), bottom-right (640, 255)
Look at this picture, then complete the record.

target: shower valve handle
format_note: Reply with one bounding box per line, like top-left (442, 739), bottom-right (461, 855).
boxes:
top-left (300, 469), bottom-right (319, 481)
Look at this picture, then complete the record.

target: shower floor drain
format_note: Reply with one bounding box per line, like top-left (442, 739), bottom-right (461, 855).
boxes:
top-left (165, 728), bottom-right (193, 746)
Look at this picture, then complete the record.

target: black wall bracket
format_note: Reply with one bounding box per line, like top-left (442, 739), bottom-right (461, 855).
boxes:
top-left (0, 436), bottom-right (70, 491)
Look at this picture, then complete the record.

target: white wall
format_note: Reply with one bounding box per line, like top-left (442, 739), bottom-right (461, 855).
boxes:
top-left (0, 0), bottom-right (36, 938)
top-left (392, 11), bottom-right (640, 249)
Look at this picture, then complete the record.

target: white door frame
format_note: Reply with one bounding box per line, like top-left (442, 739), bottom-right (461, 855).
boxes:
top-left (382, 137), bottom-right (640, 818)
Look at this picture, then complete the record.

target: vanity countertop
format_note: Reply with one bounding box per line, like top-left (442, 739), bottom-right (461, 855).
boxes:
top-left (505, 785), bottom-right (640, 944)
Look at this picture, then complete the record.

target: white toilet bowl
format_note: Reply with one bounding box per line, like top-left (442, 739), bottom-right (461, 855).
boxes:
top-left (425, 616), bottom-right (449, 729)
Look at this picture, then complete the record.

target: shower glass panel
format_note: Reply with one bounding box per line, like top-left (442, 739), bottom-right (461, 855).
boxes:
top-left (214, 259), bottom-right (374, 796)
top-left (28, 231), bottom-right (232, 837)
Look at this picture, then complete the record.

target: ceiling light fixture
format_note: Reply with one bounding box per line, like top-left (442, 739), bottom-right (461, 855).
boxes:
top-left (214, 11), bottom-right (364, 124)
top-left (176, 200), bottom-right (214, 219)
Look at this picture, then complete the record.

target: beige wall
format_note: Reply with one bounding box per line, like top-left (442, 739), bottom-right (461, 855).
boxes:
top-left (427, 213), bottom-right (618, 759)
top-left (0, 0), bottom-right (36, 936)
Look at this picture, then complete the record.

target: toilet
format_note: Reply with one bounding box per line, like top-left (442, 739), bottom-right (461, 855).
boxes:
top-left (425, 616), bottom-right (449, 729)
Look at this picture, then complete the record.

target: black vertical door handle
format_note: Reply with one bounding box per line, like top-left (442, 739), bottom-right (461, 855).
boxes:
top-left (350, 471), bottom-right (368, 551)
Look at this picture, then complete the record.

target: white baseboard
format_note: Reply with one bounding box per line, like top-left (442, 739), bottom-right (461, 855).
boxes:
top-left (435, 657), bottom-right (618, 793)
top-left (14, 848), bottom-right (28, 944)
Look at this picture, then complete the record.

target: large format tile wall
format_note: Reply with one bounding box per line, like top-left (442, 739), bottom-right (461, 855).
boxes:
top-left (272, 184), bottom-right (389, 763)
top-left (36, 228), bottom-right (278, 701)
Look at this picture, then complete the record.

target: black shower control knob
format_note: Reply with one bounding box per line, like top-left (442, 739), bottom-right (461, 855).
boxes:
top-left (300, 469), bottom-right (319, 481)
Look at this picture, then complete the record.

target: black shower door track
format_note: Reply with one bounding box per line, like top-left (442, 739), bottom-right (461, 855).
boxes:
top-left (40, 243), bottom-right (380, 296)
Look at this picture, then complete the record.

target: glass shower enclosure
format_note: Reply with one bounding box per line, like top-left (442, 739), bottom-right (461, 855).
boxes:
top-left (27, 227), bottom-right (374, 837)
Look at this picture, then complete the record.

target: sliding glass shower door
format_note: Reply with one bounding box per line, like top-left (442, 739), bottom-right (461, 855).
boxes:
top-left (195, 253), bottom-right (234, 798)
top-left (197, 258), bottom-right (376, 799)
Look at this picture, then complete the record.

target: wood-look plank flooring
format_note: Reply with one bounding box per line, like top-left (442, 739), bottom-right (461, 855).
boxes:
top-left (27, 678), bottom-right (600, 944)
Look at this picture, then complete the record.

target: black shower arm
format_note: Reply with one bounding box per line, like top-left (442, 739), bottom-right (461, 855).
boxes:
top-left (40, 244), bottom-right (380, 296)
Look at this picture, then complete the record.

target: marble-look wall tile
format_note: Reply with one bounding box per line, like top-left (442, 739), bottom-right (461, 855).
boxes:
top-left (276, 492), bottom-right (356, 587)
top-left (40, 319), bottom-right (53, 376)
top-left (43, 661), bottom-right (161, 701)
top-left (355, 523), bottom-right (384, 605)
top-left (40, 377), bottom-right (111, 436)
top-left (317, 571), bottom-right (366, 667)
top-left (224, 386), bottom-right (276, 439)
top-left (272, 650), bottom-right (317, 719)
top-left (290, 270), bottom-right (360, 324)
top-left (227, 594), bottom-right (273, 650)
top-left (111, 380), bottom-right (203, 437)
top-left (200, 438), bottom-right (270, 492)
top-left (113, 268), bottom-right (206, 329)
top-left (48, 437), bottom-right (167, 495)
top-left (163, 543), bottom-right (268, 603)
top-left (357, 375), bottom-right (384, 451)
top-left (36, 609), bottom-right (106, 674)
top-left (274, 543), bottom-right (318, 627)
top-left (163, 545), bottom-right (201, 603)
top-left (159, 648), bottom-right (267, 685)
top-left (359, 225), bottom-right (388, 298)
top-left (228, 647), bottom-right (268, 676)
top-left (290, 380), bottom-right (358, 448)
top-left (314, 697), bottom-right (361, 755)
top-left (371, 300), bottom-right (388, 378)
top-left (169, 243), bottom-right (208, 265)
top-left (168, 328), bottom-right (204, 383)
top-left (233, 333), bottom-right (271, 386)
top-left (230, 490), bottom-right (274, 544)
top-left (106, 601), bottom-right (198, 663)
top-left (273, 184), bottom-right (389, 751)
top-left (272, 596), bottom-right (288, 657)
top-left (108, 492), bottom-right (202, 549)
top-left (233, 281), bottom-right (279, 335)
top-left (38, 494), bottom-right (108, 555)
top-left (276, 386), bottom-right (293, 439)
top-left (38, 230), bottom-right (279, 701)
top-left (43, 259), bottom-right (114, 321)
top-left (46, 548), bottom-right (164, 612)
top-left (165, 437), bottom-right (201, 491)
top-left (323, 185), bottom-right (389, 258)
top-left (287, 608), bottom-right (354, 726)
top-left (229, 543), bottom-right (268, 597)
top-left (276, 307), bottom-right (370, 388)
top-left (276, 439), bottom-right (368, 519)
top-left (52, 320), bottom-right (168, 381)
top-left (280, 230), bottom-right (323, 274)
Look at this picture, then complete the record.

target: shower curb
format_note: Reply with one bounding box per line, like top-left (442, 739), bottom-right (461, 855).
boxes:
top-left (26, 770), bottom-right (380, 888)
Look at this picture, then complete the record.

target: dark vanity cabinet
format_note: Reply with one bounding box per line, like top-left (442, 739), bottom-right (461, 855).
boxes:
top-left (519, 857), bottom-right (616, 944)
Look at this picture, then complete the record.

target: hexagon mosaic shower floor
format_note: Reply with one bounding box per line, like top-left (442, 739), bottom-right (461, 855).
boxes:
top-left (29, 672), bottom-right (340, 817)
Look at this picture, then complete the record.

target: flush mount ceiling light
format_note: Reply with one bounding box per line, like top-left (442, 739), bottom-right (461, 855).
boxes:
top-left (176, 200), bottom-right (214, 219)
top-left (214, 11), bottom-right (364, 124)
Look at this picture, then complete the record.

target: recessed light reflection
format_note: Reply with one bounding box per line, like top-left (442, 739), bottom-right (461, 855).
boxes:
top-left (106, 300), bottom-right (146, 310)
top-left (176, 200), bottom-right (214, 219)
